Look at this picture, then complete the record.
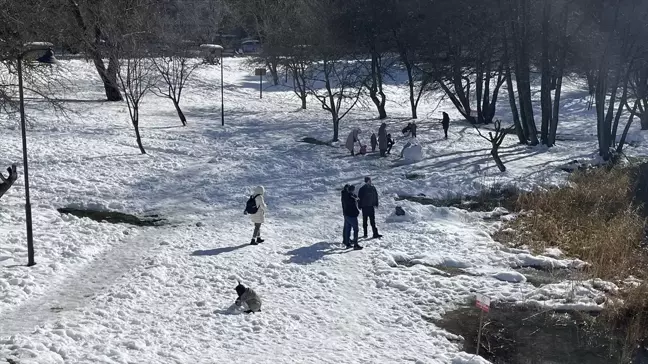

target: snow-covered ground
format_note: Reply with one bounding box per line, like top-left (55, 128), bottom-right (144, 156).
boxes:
top-left (0, 58), bottom-right (646, 363)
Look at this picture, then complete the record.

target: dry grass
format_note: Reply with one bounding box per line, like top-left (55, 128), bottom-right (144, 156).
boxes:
top-left (495, 166), bottom-right (648, 281)
top-left (489, 165), bottom-right (648, 362)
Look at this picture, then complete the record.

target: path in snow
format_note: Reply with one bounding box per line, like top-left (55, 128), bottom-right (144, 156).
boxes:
top-left (0, 228), bottom-right (163, 336)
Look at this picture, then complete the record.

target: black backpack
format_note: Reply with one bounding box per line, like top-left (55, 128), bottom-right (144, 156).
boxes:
top-left (244, 194), bottom-right (260, 214)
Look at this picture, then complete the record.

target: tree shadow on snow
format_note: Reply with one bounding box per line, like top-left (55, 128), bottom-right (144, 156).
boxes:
top-left (285, 241), bottom-right (346, 265)
top-left (192, 243), bottom-right (248, 257)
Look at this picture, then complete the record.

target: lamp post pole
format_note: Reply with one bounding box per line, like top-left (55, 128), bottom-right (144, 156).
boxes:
top-left (17, 55), bottom-right (35, 266)
top-left (221, 54), bottom-right (224, 126)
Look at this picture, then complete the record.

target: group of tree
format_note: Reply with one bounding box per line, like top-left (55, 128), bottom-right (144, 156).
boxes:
top-left (227, 0), bottom-right (648, 158)
top-left (3, 0), bottom-right (648, 158)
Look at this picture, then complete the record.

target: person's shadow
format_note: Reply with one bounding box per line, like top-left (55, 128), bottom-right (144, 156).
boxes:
top-left (191, 243), bottom-right (248, 257)
top-left (285, 241), bottom-right (347, 265)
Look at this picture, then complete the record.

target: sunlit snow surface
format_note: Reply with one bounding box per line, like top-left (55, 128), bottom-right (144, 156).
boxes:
top-left (0, 58), bottom-right (646, 363)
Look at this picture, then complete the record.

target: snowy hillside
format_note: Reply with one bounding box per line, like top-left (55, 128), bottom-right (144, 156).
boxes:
top-left (0, 58), bottom-right (646, 363)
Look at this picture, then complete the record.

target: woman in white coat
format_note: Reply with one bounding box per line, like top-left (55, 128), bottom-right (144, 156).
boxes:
top-left (250, 186), bottom-right (267, 245)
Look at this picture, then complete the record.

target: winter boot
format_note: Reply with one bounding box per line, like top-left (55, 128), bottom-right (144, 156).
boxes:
top-left (250, 239), bottom-right (258, 245)
top-left (256, 237), bottom-right (264, 244)
top-left (353, 243), bottom-right (364, 251)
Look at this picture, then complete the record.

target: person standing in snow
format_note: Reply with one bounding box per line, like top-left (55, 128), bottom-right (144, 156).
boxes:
top-left (342, 185), bottom-right (363, 250)
top-left (341, 184), bottom-right (350, 247)
top-left (234, 281), bottom-right (262, 313)
top-left (410, 122), bottom-right (417, 138)
top-left (370, 133), bottom-right (378, 153)
top-left (345, 128), bottom-right (362, 156)
top-left (358, 176), bottom-right (382, 239)
top-left (248, 186), bottom-right (267, 245)
top-left (442, 112), bottom-right (450, 139)
top-left (378, 123), bottom-right (388, 157)
top-left (386, 134), bottom-right (395, 155)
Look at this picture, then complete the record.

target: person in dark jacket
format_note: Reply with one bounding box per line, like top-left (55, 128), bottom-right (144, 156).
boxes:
top-left (442, 112), bottom-right (450, 139)
top-left (378, 123), bottom-right (388, 157)
top-left (341, 184), bottom-right (350, 247)
top-left (370, 133), bottom-right (378, 152)
top-left (358, 176), bottom-right (382, 239)
top-left (386, 134), bottom-right (395, 155)
top-left (410, 122), bottom-right (417, 138)
top-left (342, 185), bottom-right (363, 250)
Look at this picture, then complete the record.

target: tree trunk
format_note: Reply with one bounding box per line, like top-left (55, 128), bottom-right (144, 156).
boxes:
top-left (503, 25), bottom-right (526, 144)
top-left (506, 72), bottom-right (526, 144)
top-left (301, 92), bottom-right (307, 110)
top-left (173, 99), bottom-right (187, 126)
top-left (513, 0), bottom-right (538, 145)
top-left (618, 101), bottom-right (638, 153)
top-left (491, 148), bottom-right (506, 172)
top-left (539, 0), bottom-right (552, 145)
top-left (368, 50), bottom-right (387, 119)
top-left (267, 58), bottom-right (279, 86)
top-left (332, 115), bottom-right (339, 142)
top-left (641, 114), bottom-right (648, 130)
top-left (132, 109), bottom-right (146, 154)
top-left (67, 0), bottom-right (122, 101)
top-left (405, 62), bottom-right (417, 119)
top-left (548, 5), bottom-right (568, 147)
top-left (92, 53), bottom-right (122, 102)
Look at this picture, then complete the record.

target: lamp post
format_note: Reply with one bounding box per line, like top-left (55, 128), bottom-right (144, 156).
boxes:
top-left (199, 44), bottom-right (224, 126)
top-left (16, 43), bottom-right (57, 267)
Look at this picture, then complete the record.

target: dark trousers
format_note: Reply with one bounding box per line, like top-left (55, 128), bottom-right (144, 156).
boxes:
top-left (362, 207), bottom-right (378, 237)
top-left (387, 143), bottom-right (394, 154)
top-left (443, 125), bottom-right (449, 139)
top-left (343, 216), bottom-right (359, 245)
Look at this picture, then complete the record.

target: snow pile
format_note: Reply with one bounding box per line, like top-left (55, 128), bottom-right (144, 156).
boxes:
top-left (402, 141), bottom-right (423, 162)
top-left (525, 280), bottom-right (609, 311)
top-left (492, 271), bottom-right (527, 283)
top-left (508, 252), bottom-right (588, 270)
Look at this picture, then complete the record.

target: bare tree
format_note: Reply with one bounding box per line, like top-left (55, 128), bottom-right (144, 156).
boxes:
top-left (475, 120), bottom-right (515, 172)
top-left (117, 53), bottom-right (158, 154)
top-left (306, 58), bottom-right (365, 142)
top-left (152, 53), bottom-right (201, 126)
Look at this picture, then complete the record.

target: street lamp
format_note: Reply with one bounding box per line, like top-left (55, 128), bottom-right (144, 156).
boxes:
top-left (200, 44), bottom-right (224, 126)
top-left (16, 42), bottom-right (58, 267)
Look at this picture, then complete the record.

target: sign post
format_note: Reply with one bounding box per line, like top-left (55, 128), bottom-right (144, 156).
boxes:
top-left (255, 68), bottom-right (267, 99)
top-left (475, 293), bottom-right (491, 355)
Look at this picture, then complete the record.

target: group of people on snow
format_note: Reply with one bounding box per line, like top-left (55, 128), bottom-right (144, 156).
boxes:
top-left (235, 113), bottom-right (454, 313)
top-left (341, 176), bottom-right (382, 250)
top-left (346, 112), bottom-right (451, 156)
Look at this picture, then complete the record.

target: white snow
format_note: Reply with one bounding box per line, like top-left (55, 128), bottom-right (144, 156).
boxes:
top-left (0, 57), bottom-right (645, 363)
top-left (492, 271), bottom-right (527, 283)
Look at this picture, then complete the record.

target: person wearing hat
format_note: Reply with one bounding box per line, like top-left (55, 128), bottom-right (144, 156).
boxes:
top-left (358, 176), bottom-right (382, 239)
top-left (341, 184), bottom-right (363, 250)
top-left (234, 281), bottom-right (262, 313)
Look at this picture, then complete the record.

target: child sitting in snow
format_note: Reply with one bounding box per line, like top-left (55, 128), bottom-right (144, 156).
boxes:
top-left (235, 282), bottom-right (262, 313)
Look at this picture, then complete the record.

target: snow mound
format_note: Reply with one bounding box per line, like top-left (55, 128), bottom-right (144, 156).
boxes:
top-left (492, 271), bottom-right (527, 283)
top-left (509, 253), bottom-right (587, 270)
top-left (452, 352), bottom-right (492, 364)
top-left (402, 142), bottom-right (423, 162)
top-left (525, 280), bottom-right (609, 312)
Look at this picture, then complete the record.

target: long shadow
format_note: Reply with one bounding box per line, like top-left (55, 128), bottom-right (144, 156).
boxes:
top-left (285, 241), bottom-right (345, 265)
top-left (192, 243), bottom-right (248, 257)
